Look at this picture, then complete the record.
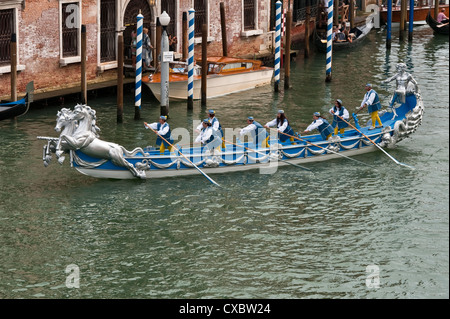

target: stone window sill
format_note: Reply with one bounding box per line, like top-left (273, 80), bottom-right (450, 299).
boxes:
top-left (241, 29), bottom-right (263, 37)
top-left (97, 61), bottom-right (118, 73)
top-left (0, 64), bottom-right (25, 75)
top-left (60, 56), bottom-right (81, 67)
top-left (194, 36), bottom-right (214, 44)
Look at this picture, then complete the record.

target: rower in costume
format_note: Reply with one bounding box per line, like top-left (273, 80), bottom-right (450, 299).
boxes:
top-left (360, 83), bottom-right (382, 130)
top-left (329, 99), bottom-right (349, 135)
top-left (195, 119), bottom-right (217, 150)
top-left (303, 112), bottom-right (334, 140)
top-left (195, 109), bottom-right (225, 150)
top-left (264, 110), bottom-right (295, 144)
top-left (145, 115), bottom-right (174, 153)
top-left (207, 110), bottom-right (225, 149)
top-left (239, 116), bottom-right (270, 148)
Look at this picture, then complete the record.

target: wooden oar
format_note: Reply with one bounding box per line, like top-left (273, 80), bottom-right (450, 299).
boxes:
top-left (333, 114), bottom-right (415, 169)
top-left (223, 138), bottom-right (312, 172)
top-left (437, 22), bottom-right (449, 27)
top-left (144, 122), bottom-right (221, 187)
top-left (272, 128), bottom-right (368, 166)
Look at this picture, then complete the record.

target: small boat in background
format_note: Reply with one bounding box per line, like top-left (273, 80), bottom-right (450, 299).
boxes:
top-left (314, 17), bottom-right (374, 53)
top-left (0, 82), bottom-right (34, 121)
top-left (142, 56), bottom-right (274, 101)
top-left (426, 12), bottom-right (450, 34)
top-left (380, 1), bottom-right (449, 25)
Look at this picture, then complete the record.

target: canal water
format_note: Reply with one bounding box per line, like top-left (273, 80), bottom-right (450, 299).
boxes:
top-left (0, 26), bottom-right (448, 299)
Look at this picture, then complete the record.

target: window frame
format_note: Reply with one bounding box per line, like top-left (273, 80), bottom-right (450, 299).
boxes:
top-left (59, 0), bottom-right (82, 67)
top-left (192, 0), bottom-right (213, 44)
top-left (241, 0), bottom-right (263, 37)
top-left (97, 0), bottom-right (119, 72)
top-left (0, 2), bottom-right (25, 75)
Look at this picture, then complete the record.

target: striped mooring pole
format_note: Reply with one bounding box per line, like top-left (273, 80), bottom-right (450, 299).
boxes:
top-left (325, 0), bottom-right (333, 82)
top-left (134, 12), bottom-right (143, 120)
top-left (187, 8), bottom-right (195, 110)
top-left (274, 1), bottom-right (281, 92)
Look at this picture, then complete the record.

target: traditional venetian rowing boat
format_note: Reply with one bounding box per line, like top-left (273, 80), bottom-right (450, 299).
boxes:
top-left (37, 79), bottom-right (423, 181)
top-left (426, 11), bottom-right (450, 34)
top-left (142, 56), bottom-right (274, 101)
top-left (0, 82), bottom-right (34, 121)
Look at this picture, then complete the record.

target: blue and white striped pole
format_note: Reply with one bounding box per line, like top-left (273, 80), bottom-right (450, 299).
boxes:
top-left (187, 8), bottom-right (195, 109)
top-left (274, 1), bottom-right (281, 92)
top-left (135, 12), bottom-right (143, 119)
top-left (325, 0), bottom-right (333, 82)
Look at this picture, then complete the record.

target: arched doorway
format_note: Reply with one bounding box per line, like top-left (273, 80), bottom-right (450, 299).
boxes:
top-left (123, 0), bottom-right (153, 61)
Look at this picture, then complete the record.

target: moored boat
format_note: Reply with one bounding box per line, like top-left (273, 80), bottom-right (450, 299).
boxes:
top-left (380, 1), bottom-right (449, 25)
top-left (314, 16), bottom-right (374, 53)
top-left (37, 79), bottom-right (424, 181)
top-left (142, 56), bottom-right (274, 101)
top-left (426, 11), bottom-right (450, 34)
top-left (0, 82), bottom-right (34, 121)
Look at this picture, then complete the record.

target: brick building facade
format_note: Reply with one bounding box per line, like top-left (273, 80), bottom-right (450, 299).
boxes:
top-left (0, 0), bottom-right (304, 99)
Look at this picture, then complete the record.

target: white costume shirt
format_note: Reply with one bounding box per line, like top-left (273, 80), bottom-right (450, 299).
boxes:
top-left (196, 117), bottom-right (220, 132)
top-left (265, 118), bottom-right (288, 132)
top-left (306, 119), bottom-right (324, 132)
top-left (329, 107), bottom-right (349, 119)
top-left (195, 126), bottom-right (213, 144)
top-left (239, 123), bottom-right (257, 138)
top-left (148, 122), bottom-right (170, 136)
top-left (360, 90), bottom-right (377, 108)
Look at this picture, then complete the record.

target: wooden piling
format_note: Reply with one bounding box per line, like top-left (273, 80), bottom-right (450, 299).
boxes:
top-left (10, 33), bottom-right (17, 102)
top-left (182, 12), bottom-right (188, 61)
top-left (400, 0), bottom-right (406, 31)
top-left (284, 11), bottom-right (291, 90)
top-left (220, 2), bottom-right (228, 57)
top-left (201, 24), bottom-right (208, 106)
top-left (304, 1), bottom-right (310, 58)
top-left (434, 0), bottom-right (440, 19)
top-left (117, 34), bottom-right (124, 123)
top-left (350, 0), bottom-right (355, 29)
top-left (333, 0), bottom-right (338, 26)
top-left (81, 25), bottom-right (87, 104)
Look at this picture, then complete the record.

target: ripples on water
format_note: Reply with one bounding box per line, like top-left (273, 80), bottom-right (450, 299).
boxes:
top-left (0, 26), bottom-right (448, 299)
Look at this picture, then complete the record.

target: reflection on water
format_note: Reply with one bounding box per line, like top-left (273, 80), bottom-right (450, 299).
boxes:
top-left (0, 26), bottom-right (448, 299)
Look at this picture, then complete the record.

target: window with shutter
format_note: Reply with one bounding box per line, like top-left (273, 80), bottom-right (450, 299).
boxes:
top-left (243, 0), bottom-right (256, 31)
top-left (100, 0), bottom-right (116, 63)
top-left (194, 0), bottom-right (207, 37)
top-left (0, 9), bottom-right (14, 66)
top-left (61, 2), bottom-right (79, 58)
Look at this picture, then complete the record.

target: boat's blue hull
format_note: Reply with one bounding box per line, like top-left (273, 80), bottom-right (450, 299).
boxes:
top-left (70, 92), bottom-right (423, 179)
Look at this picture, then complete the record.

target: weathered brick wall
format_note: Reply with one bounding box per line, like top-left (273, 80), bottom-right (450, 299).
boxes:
top-left (178, 0), bottom-right (276, 58)
top-left (1, 0), bottom-right (290, 98)
top-left (0, 0), bottom-right (98, 97)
